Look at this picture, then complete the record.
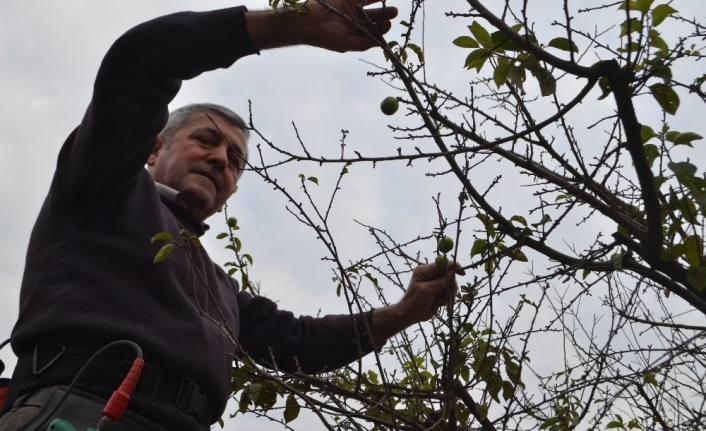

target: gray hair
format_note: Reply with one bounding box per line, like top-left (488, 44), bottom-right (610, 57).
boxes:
top-left (159, 103), bottom-right (250, 160)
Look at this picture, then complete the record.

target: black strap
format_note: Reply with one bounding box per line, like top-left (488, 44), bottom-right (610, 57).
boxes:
top-left (4, 345), bottom-right (212, 425)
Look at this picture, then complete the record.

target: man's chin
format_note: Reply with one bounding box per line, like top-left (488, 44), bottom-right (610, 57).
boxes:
top-left (178, 190), bottom-right (216, 221)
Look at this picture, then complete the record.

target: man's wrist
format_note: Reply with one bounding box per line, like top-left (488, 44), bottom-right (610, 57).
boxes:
top-left (370, 304), bottom-right (409, 345)
top-left (245, 6), bottom-right (313, 50)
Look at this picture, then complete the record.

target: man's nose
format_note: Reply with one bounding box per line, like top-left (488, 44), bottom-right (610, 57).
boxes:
top-left (206, 144), bottom-right (228, 169)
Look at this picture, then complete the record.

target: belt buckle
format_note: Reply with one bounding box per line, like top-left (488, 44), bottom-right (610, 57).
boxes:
top-left (111, 361), bottom-right (162, 400)
top-left (176, 378), bottom-right (209, 424)
top-left (32, 345), bottom-right (66, 375)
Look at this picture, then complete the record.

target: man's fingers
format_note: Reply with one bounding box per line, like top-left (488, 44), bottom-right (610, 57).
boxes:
top-left (433, 291), bottom-right (450, 307)
top-left (413, 262), bottom-right (466, 282)
top-left (362, 6), bottom-right (399, 22)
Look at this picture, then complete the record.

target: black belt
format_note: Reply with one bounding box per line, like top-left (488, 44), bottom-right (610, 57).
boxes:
top-left (13, 387), bottom-right (170, 431)
top-left (9, 345), bottom-right (212, 426)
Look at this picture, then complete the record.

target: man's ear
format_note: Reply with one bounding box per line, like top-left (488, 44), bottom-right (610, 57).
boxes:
top-left (147, 136), bottom-right (166, 167)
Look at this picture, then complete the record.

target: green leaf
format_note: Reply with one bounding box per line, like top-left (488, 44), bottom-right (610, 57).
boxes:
top-left (487, 373), bottom-right (502, 402)
top-left (238, 390), bottom-right (250, 412)
top-left (644, 144), bottom-right (659, 167)
top-left (607, 420), bottom-right (624, 429)
top-left (611, 253), bottom-right (623, 269)
top-left (684, 235), bottom-right (702, 268)
top-left (307, 176), bottom-right (319, 185)
top-left (547, 37), bottom-right (578, 53)
top-left (248, 383), bottom-right (263, 404)
top-left (476, 403), bottom-right (489, 421)
top-left (640, 125), bottom-right (656, 143)
top-left (540, 418), bottom-right (562, 429)
top-left (643, 371), bottom-right (658, 386)
top-left (582, 269), bottom-right (591, 280)
top-left (649, 83), bottom-right (680, 115)
top-left (627, 419), bottom-right (643, 429)
top-left (408, 43), bottom-right (424, 63)
top-left (620, 19), bottom-right (643, 37)
top-left (464, 48), bottom-right (491, 71)
top-left (471, 239), bottom-right (488, 257)
top-left (645, 57), bottom-right (672, 82)
top-left (660, 244), bottom-right (684, 262)
top-left (533, 67), bottom-right (556, 97)
top-left (668, 161), bottom-right (697, 178)
top-left (531, 214), bottom-right (552, 228)
top-left (493, 59), bottom-right (512, 88)
top-left (150, 232), bottom-right (173, 243)
top-left (652, 4), bottom-right (677, 27)
top-left (692, 190), bottom-right (706, 212)
top-left (504, 357), bottom-right (521, 384)
top-left (649, 34), bottom-right (669, 53)
top-left (634, 0), bottom-right (654, 14)
top-left (674, 132), bottom-right (703, 147)
top-left (154, 244), bottom-right (174, 264)
top-left (618, 1), bottom-right (639, 11)
top-left (665, 131), bottom-right (680, 142)
top-left (617, 225), bottom-right (631, 237)
top-left (618, 41), bottom-right (640, 54)
top-left (228, 267), bottom-right (237, 276)
top-left (687, 267), bottom-right (706, 291)
top-left (502, 380), bottom-right (515, 401)
top-left (243, 254), bottom-right (254, 266)
top-left (490, 31), bottom-right (525, 52)
top-left (598, 76), bottom-right (612, 100)
top-left (509, 66), bottom-right (526, 92)
top-left (509, 249), bottom-right (528, 262)
top-left (469, 21), bottom-right (493, 49)
top-left (510, 215), bottom-right (528, 226)
top-left (654, 175), bottom-right (666, 189)
top-left (283, 394), bottom-right (300, 423)
top-left (216, 232), bottom-right (228, 239)
top-left (453, 36), bottom-right (479, 49)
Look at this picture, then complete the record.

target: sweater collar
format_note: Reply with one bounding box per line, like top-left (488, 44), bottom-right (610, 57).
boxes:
top-left (155, 182), bottom-right (210, 235)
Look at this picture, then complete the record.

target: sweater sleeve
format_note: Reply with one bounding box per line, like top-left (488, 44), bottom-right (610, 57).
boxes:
top-left (53, 7), bottom-right (258, 215)
top-left (236, 291), bottom-right (377, 374)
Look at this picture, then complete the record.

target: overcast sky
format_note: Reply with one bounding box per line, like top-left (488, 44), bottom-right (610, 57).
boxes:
top-left (1, 1), bottom-right (704, 430)
top-left (0, 1), bottom-right (468, 429)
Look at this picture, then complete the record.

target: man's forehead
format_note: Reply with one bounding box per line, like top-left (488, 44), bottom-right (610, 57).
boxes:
top-left (186, 113), bottom-right (246, 143)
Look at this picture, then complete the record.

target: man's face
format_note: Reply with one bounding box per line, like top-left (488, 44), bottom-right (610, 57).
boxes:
top-left (147, 112), bottom-right (247, 221)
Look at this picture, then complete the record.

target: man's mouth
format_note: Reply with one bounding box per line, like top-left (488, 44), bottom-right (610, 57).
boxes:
top-left (191, 169), bottom-right (223, 192)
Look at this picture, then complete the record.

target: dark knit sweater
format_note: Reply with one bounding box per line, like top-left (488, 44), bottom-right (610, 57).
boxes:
top-left (10, 6), bottom-right (371, 429)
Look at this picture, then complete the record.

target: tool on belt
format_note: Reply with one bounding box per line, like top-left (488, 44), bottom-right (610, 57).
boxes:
top-left (0, 340), bottom-right (145, 431)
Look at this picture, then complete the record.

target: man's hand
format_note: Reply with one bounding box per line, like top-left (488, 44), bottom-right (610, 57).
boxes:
top-left (370, 262), bottom-right (465, 345)
top-left (246, 0), bottom-right (398, 52)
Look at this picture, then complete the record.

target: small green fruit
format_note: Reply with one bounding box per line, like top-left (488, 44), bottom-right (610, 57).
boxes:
top-left (435, 254), bottom-right (448, 272)
top-left (438, 236), bottom-right (454, 253)
top-left (380, 97), bottom-right (399, 115)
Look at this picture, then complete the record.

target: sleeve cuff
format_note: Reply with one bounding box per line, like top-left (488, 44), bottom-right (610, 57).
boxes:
top-left (353, 309), bottom-right (384, 354)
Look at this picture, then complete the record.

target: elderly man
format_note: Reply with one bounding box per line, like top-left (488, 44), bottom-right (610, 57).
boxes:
top-left (0, 1), bottom-right (461, 430)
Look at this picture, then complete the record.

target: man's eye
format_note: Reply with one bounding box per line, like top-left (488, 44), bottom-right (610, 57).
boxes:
top-left (196, 137), bottom-right (213, 145)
